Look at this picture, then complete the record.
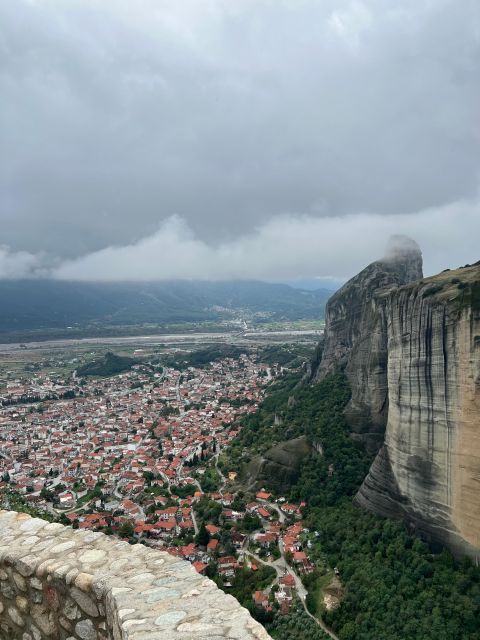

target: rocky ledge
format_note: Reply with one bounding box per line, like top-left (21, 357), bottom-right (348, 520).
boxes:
top-left (0, 510), bottom-right (271, 640)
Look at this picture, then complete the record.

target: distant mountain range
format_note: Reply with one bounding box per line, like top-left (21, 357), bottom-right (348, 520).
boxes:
top-left (0, 279), bottom-right (332, 340)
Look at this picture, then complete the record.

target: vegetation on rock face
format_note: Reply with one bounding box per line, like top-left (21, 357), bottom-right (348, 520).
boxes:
top-left (228, 369), bottom-right (480, 640)
top-left (229, 371), bottom-right (373, 505)
top-left (244, 436), bottom-right (313, 494)
top-left (415, 263), bottom-right (480, 313)
top-left (227, 370), bottom-right (306, 461)
top-left (471, 280), bottom-right (480, 311)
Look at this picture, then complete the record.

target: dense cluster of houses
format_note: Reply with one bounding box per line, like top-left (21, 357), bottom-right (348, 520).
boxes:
top-left (0, 354), bottom-right (265, 508)
top-left (0, 350), bottom-right (318, 617)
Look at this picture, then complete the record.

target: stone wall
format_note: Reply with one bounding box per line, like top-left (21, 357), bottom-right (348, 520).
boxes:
top-left (0, 510), bottom-right (271, 640)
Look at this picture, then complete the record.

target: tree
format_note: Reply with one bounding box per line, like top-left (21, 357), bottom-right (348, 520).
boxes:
top-left (119, 522), bottom-right (135, 538)
top-left (195, 522), bottom-right (210, 547)
top-left (143, 471), bottom-right (155, 484)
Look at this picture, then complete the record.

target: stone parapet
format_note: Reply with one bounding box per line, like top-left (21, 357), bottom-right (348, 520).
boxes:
top-left (0, 510), bottom-right (271, 640)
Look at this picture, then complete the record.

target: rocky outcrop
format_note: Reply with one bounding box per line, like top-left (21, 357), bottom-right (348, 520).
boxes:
top-left (243, 436), bottom-right (313, 494)
top-left (314, 236), bottom-right (423, 452)
top-left (356, 264), bottom-right (480, 558)
top-left (314, 233), bottom-right (480, 558)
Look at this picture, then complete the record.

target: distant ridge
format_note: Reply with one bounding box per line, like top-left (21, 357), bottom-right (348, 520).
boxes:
top-left (0, 279), bottom-right (331, 341)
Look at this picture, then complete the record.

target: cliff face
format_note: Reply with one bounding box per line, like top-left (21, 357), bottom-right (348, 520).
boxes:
top-left (314, 234), bottom-right (480, 558)
top-left (356, 266), bottom-right (480, 558)
top-left (315, 236), bottom-right (423, 452)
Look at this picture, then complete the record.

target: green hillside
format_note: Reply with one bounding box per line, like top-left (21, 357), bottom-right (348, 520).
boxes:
top-left (76, 352), bottom-right (138, 377)
top-left (0, 279), bottom-right (332, 340)
top-left (225, 369), bottom-right (480, 640)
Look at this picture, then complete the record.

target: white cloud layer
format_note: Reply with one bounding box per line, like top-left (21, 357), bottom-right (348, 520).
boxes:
top-left (50, 198), bottom-right (480, 282)
top-left (1, 0), bottom-right (480, 261)
top-left (0, 246), bottom-right (45, 279)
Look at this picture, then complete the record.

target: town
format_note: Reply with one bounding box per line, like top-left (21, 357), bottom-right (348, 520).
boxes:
top-left (0, 347), bottom-right (327, 624)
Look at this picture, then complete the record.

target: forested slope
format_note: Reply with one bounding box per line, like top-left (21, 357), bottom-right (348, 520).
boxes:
top-left (226, 371), bottom-right (480, 640)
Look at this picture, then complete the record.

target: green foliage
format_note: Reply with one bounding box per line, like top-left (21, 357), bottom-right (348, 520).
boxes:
top-left (199, 467), bottom-right (221, 493)
top-left (221, 565), bottom-right (276, 614)
top-left (170, 484), bottom-right (196, 499)
top-left (195, 497), bottom-right (222, 526)
top-left (229, 367), bottom-right (480, 639)
top-left (195, 522), bottom-right (210, 546)
top-left (422, 284), bottom-right (443, 297)
top-left (471, 281), bottom-right (480, 311)
top-left (257, 344), bottom-right (314, 367)
top-left (1, 490), bottom-right (58, 523)
top-left (118, 521), bottom-right (135, 538)
top-left (236, 512), bottom-right (262, 533)
top-left (77, 352), bottom-right (137, 377)
top-left (227, 370), bottom-right (304, 461)
top-left (267, 604), bottom-right (329, 639)
top-left (304, 501), bottom-right (480, 640)
top-left (159, 405), bottom-right (180, 417)
top-left (228, 371), bottom-right (373, 506)
top-left (288, 374), bottom-right (373, 506)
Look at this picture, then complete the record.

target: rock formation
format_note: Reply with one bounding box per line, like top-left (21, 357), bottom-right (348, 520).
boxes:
top-left (315, 237), bottom-right (480, 559)
top-left (315, 235), bottom-right (423, 452)
top-left (242, 436), bottom-right (313, 494)
top-left (356, 263), bottom-right (480, 558)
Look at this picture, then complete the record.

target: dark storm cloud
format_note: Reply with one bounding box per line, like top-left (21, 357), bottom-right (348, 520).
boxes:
top-left (1, 0), bottom-right (479, 279)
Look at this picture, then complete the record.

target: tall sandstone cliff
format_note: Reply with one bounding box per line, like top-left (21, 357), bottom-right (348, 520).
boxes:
top-left (316, 238), bottom-right (480, 559)
top-left (314, 236), bottom-right (423, 452)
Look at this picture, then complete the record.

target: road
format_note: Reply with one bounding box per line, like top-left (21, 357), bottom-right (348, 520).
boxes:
top-left (213, 451), bottom-right (227, 496)
top-left (258, 498), bottom-right (286, 524)
top-left (247, 509), bottom-right (339, 640)
top-left (190, 505), bottom-right (199, 535)
top-left (175, 373), bottom-right (182, 403)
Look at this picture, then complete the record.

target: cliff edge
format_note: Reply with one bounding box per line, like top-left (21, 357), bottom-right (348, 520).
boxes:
top-left (314, 235), bottom-right (423, 452)
top-left (314, 236), bottom-right (480, 559)
top-left (356, 263), bottom-right (480, 558)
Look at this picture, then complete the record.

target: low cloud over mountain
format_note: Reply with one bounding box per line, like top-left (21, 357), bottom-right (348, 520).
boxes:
top-left (1, 0), bottom-right (479, 280)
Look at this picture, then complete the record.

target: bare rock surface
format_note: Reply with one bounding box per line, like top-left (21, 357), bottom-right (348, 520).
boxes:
top-left (315, 235), bottom-right (423, 450)
top-left (356, 264), bottom-right (480, 558)
top-left (314, 234), bottom-right (480, 558)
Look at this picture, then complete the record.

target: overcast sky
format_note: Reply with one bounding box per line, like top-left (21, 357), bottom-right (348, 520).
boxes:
top-left (1, 0), bottom-right (479, 282)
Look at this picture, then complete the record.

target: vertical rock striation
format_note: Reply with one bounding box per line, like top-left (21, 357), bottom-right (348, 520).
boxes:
top-left (314, 236), bottom-right (423, 452)
top-left (356, 265), bottom-right (480, 558)
top-left (314, 234), bottom-right (480, 558)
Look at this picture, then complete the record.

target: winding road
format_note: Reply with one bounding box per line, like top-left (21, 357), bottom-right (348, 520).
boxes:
top-left (246, 504), bottom-right (339, 640)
